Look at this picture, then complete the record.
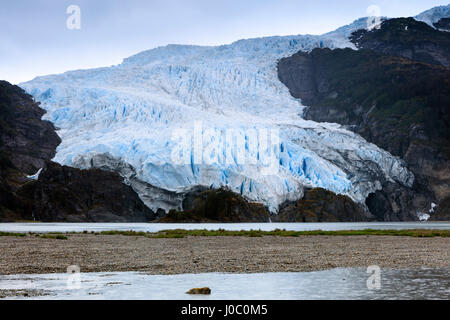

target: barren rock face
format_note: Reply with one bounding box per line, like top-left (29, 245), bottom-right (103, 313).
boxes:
top-left (0, 81), bottom-right (60, 221)
top-left (430, 197), bottom-right (450, 221)
top-left (31, 162), bottom-right (157, 222)
top-left (275, 188), bottom-right (372, 222)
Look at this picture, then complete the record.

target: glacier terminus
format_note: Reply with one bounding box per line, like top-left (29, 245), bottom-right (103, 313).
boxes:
top-left (21, 18), bottom-right (415, 214)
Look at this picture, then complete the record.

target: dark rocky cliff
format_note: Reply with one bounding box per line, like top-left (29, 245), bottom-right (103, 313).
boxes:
top-left (0, 80), bottom-right (59, 221)
top-left (158, 187), bottom-right (373, 223)
top-left (433, 17), bottom-right (450, 32)
top-left (31, 162), bottom-right (156, 222)
top-left (430, 197), bottom-right (450, 221)
top-left (0, 81), bottom-right (61, 174)
top-left (158, 187), bottom-right (271, 222)
top-left (277, 18), bottom-right (450, 220)
top-left (350, 18), bottom-right (450, 67)
top-left (274, 188), bottom-right (373, 222)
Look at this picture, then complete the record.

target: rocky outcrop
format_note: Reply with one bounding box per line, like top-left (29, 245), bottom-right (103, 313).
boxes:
top-left (365, 182), bottom-right (422, 222)
top-left (350, 18), bottom-right (450, 67)
top-left (434, 18), bottom-right (450, 32)
top-left (0, 81), bottom-right (60, 220)
top-left (186, 288), bottom-right (211, 295)
top-left (429, 196), bottom-right (450, 221)
top-left (158, 187), bottom-right (374, 223)
top-left (72, 153), bottom-right (186, 213)
top-left (0, 81), bottom-right (156, 222)
top-left (0, 81), bottom-right (60, 174)
top-left (277, 22), bottom-right (450, 220)
top-left (274, 188), bottom-right (374, 222)
top-left (31, 162), bottom-right (156, 222)
top-left (157, 188), bottom-right (271, 222)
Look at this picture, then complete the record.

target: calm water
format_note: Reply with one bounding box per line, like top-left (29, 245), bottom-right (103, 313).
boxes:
top-left (0, 222), bottom-right (449, 233)
top-left (1, 268), bottom-right (448, 300)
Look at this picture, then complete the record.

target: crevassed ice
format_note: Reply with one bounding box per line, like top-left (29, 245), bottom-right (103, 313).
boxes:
top-left (21, 19), bottom-right (413, 213)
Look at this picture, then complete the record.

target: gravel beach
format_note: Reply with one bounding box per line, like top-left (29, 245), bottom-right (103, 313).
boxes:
top-left (0, 234), bottom-right (449, 275)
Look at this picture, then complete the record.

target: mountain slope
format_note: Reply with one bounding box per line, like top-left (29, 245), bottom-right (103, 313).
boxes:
top-left (0, 81), bottom-right (60, 174)
top-left (20, 26), bottom-right (414, 216)
top-left (277, 18), bottom-right (450, 219)
top-left (350, 17), bottom-right (450, 67)
top-left (415, 4), bottom-right (450, 30)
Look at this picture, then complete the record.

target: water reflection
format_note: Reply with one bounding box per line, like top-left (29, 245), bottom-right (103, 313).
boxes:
top-left (1, 268), bottom-right (448, 300)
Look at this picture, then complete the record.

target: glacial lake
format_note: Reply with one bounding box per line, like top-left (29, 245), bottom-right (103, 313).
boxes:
top-left (0, 222), bottom-right (449, 233)
top-left (1, 268), bottom-right (448, 300)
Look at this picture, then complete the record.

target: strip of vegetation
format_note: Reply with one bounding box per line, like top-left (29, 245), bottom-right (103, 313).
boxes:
top-left (2, 229), bottom-right (448, 239)
top-left (37, 234), bottom-right (68, 240)
top-left (99, 230), bottom-right (184, 238)
top-left (0, 231), bottom-right (26, 237)
top-left (97, 228), bottom-right (450, 238)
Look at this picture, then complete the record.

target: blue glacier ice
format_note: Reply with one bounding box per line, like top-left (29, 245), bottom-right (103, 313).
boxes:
top-left (20, 17), bottom-right (419, 213)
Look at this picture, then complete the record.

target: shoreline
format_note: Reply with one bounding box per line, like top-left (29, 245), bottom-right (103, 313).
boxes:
top-left (1, 232), bottom-right (449, 275)
top-left (1, 222), bottom-right (449, 236)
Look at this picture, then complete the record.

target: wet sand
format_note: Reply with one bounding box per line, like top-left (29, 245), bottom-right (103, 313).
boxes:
top-left (0, 234), bottom-right (449, 275)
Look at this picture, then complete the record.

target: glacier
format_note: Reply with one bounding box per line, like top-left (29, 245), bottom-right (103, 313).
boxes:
top-left (415, 4), bottom-right (450, 28)
top-left (20, 17), bottom-right (415, 213)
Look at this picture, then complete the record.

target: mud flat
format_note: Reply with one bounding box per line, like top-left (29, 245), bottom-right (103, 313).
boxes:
top-left (0, 232), bottom-right (449, 275)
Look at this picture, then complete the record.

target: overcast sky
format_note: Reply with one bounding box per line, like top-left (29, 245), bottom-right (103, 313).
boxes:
top-left (1, 0), bottom-right (448, 84)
